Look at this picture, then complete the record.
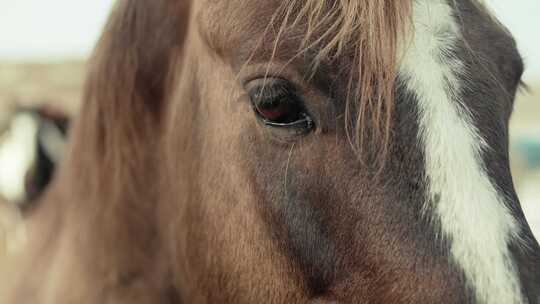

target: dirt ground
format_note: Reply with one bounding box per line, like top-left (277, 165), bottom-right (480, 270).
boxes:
top-left (0, 62), bottom-right (539, 254)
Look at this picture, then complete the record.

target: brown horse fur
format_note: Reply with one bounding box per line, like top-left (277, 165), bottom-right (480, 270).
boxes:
top-left (1, 0), bottom-right (539, 303)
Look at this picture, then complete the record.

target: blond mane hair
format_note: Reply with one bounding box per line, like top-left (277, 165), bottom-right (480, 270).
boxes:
top-left (275, 0), bottom-right (412, 167)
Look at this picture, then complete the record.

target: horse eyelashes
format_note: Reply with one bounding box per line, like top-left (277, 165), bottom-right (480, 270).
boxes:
top-left (251, 82), bottom-right (292, 104)
top-left (244, 77), bottom-right (315, 137)
top-left (249, 81), bottom-right (305, 124)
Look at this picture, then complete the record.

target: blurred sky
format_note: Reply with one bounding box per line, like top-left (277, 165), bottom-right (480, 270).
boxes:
top-left (0, 0), bottom-right (539, 79)
top-left (0, 0), bottom-right (113, 62)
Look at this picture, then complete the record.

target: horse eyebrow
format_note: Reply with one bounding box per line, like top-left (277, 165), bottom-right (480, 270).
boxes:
top-left (234, 46), bottom-right (336, 97)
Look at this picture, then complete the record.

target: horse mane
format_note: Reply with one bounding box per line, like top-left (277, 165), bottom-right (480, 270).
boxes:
top-left (33, 1), bottom-right (194, 278)
top-left (275, 0), bottom-right (412, 167)
top-left (70, 0), bottom-right (190, 202)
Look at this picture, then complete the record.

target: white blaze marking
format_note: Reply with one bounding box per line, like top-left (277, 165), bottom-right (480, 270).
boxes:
top-left (399, 1), bottom-right (524, 303)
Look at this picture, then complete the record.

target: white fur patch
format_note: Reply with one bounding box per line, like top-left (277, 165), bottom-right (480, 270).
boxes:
top-left (0, 113), bottom-right (39, 203)
top-left (399, 1), bottom-right (524, 303)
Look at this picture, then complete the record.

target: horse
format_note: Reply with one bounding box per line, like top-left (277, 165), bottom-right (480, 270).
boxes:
top-left (0, 106), bottom-right (69, 206)
top-left (1, 0), bottom-right (539, 303)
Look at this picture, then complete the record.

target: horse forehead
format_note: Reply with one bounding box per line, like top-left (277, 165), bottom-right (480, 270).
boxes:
top-left (456, 0), bottom-right (524, 88)
top-left (196, 0), bottom-right (279, 44)
top-left (199, 0), bottom-right (280, 23)
top-left (196, 0), bottom-right (303, 62)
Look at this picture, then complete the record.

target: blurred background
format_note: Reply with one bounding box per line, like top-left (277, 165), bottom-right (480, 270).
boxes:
top-left (0, 0), bottom-right (539, 244)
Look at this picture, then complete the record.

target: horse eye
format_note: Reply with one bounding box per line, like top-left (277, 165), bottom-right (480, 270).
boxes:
top-left (248, 79), bottom-right (314, 132)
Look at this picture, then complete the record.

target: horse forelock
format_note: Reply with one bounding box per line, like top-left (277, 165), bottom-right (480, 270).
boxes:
top-left (267, 0), bottom-right (412, 169)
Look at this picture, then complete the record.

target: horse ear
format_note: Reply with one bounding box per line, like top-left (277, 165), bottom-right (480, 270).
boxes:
top-left (72, 1), bottom-right (191, 198)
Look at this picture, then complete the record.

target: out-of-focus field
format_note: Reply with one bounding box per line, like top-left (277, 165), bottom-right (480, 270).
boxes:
top-left (0, 62), bottom-right (84, 119)
top-left (510, 85), bottom-right (540, 239)
top-left (0, 62), bottom-right (539, 253)
top-left (0, 62), bottom-right (84, 255)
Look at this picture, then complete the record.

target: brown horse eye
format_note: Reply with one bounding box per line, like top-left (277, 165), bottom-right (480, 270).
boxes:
top-left (248, 81), bottom-right (314, 131)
